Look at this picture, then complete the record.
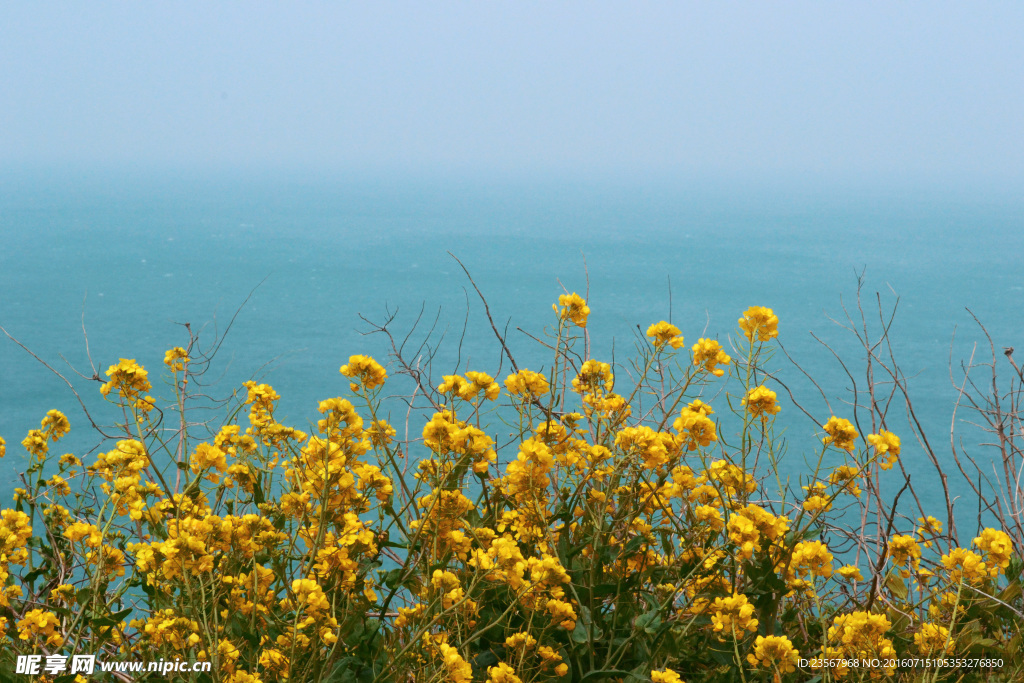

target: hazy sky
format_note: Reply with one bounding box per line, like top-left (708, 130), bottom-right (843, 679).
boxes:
top-left (3, 2), bottom-right (1023, 185)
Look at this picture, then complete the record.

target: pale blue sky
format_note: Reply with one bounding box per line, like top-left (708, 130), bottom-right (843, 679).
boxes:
top-left (3, 2), bottom-right (1023, 187)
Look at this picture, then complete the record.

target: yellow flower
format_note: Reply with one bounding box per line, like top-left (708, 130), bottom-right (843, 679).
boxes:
top-left (694, 505), bottom-right (724, 532)
top-left (888, 534), bottom-right (922, 577)
top-left (941, 547), bottom-right (988, 585)
top-left (0, 435), bottom-right (5, 458)
top-left (46, 475), bottom-right (70, 496)
top-left (463, 371), bottom-right (501, 401)
top-left (829, 465), bottom-right (862, 497)
top-left (727, 514), bottom-right (760, 560)
top-left (738, 306), bottom-right (779, 342)
top-left (646, 321), bottom-right (685, 349)
top-left (746, 634), bottom-right (799, 673)
top-left (437, 641), bottom-right (473, 683)
top-left (100, 358), bottom-right (152, 400)
top-left (545, 598), bottom-right (577, 630)
top-left (164, 346), bottom-right (190, 372)
top-left (789, 540), bottom-right (834, 580)
top-left (914, 622), bottom-right (953, 655)
top-left (22, 429), bottom-right (48, 459)
top-left (826, 611), bottom-right (896, 674)
top-left (709, 593), bottom-right (758, 639)
top-left (40, 410), bottom-right (71, 440)
top-left (822, 416), bottom-right (857, 451)
top-left (836, 565), bottom-right (864, 581)
top-left (867, 430), bottom-right (901, 470)
top-left (191, 442), bottom-right (228, 474)
top-left (692, 338), bottom-right (731, 376)
top-left (17, 609), bottom-right (63, 648)
top-left (555, 292), bottom-right (590, 327)
top-left (486, 662), bottom-right (522, 683)
top-left (651, 669), bottom-right (684, 683)
top-left (673, 406), bottom-right (717, 451)
top-left (504, 369), bottom-right (550, 398)
top-left (973, 528), bottom-right (1013, 574)
top-left (339, 354), bottom-right (387, 392)
top-left (572, 360), bottom-right (614, 394)
top-left (742, 385), bottom-right (780, 419)
top-left (64, 521), bottom-right (103, 547)
top-left (916, 515), bottom-right (943, 548)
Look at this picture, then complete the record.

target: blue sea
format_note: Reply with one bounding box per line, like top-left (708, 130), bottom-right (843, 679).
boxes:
top-left (2, 170), bottom-right (1022, 534)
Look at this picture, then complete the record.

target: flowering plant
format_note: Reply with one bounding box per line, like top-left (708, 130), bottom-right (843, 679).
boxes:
top-left (0, 282), bottom-right (1021, 683)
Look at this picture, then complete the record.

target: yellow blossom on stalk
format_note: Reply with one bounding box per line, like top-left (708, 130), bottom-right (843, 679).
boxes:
top-left (836, 565), bottom-right (864, 581)
top-left (742, 385), bottom-right (780, 419)
top-left (916, 516), bottom-right (943, 548)
top-left (504, 369), bottom-right (550, 398)
top-left (135, 395), bottom-right (156, 414)
top-left (366, 419), bottom-right (397, 448)
top-left (941, 547), bottom-right (988, 585)
top-left (47, 474), bottom-right (70, 496)
top-left (64, 521), bottom-right (103, 547)
top-left (692, 337), bottom-right (731, 376)
top-left (673, 405), bottom-right (717, 451)
top-left (708, 459), bottom-right (757, 496)
top-left (825, 611), bottom-right (896, 675)
top-left (462, 371), bottom-right (501, 401)
top-left (504, 632), bottom-right (537, 652)
top-left (694, 505), bottom-right (724, 532)
top-left (435, 639), bottom-right (473, 683)
top-left (0, 435), bottom-right (5, 458)
top-left (164, 346), bottom-right (189, 371)
top-left (651, 669), bottom-right (684, 683)
top-left (555, 292), bottom-right (590, 327)
top-left (709, 593), bottom-right (758, 639)
top-left (615, 425), bottom-right (678, 470)
top-left (317, 397), bottom-right (363, 438)
top-left (339, 354), bottom-right (387, 392)
top-left (867, 430), bottom-right (901, 470)
top-left (727, 514), bottom-right (760, 560)
top-left (22, 429), bottom-right (48, 459)
top-left (738, 306), bottom-right (779, 342)
top-left (59, 452), bottom-right (82, 468)
top-left (789, 540), bottom-right (834, 581)
top-left (437, 374), bottom-right (470, 396)
top-left (226, 671), bottom-right (263, 683)
top-left (737, 504), bottom-right (789, 541)
top-left (974, 528), bottom-right (1013, 575)
top-left (546, 598), bottom-right (577, 630)
top-left (0, 509), bottom-right (33, 565)
top-left (822, 416), bottom-right (858, 451)
top-left (747, 634), bottom-right (799, 673)
top-left (888, 534), bottom-right (922, 577)
top-left (50, 584), bottom-right (76, 605)
top-left (486, 662), bottom-right (522, 683)
top-left (286, 578), bottom-right (330, 614)
top-left (17, 609), bottom-right (63, 648)
top-left (915, 623), bottom-right (954, 655)
top-left (40, 409), bottom-right (71, 440)
top-left (537, 646), bottom-right (567, 676)
top-left (646, 321), bottom-right (685, 349)
top-left (100, 358), bottom-right (151, 400)
top-left (191, 442), bottom-right (228, 476)
top-left (572, 359), bottom-right (614, 394)
top-left (802, 481), bottom-right (831, 513)
top-left (829, 465), bottom-right (862, 497)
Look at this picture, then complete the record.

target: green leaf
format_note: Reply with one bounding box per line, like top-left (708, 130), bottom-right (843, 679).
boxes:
top-left (885, 573), bottom-right (908, 601)
top-left (635, 609), bottom-right (662, 635)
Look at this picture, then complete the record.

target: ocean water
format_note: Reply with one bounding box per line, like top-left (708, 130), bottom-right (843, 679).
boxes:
top-left (1, 171), bottom-right (1022, 534)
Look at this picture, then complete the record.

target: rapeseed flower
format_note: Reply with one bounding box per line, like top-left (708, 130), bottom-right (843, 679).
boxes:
top-left (738, 306), bottom-right (779, 342)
